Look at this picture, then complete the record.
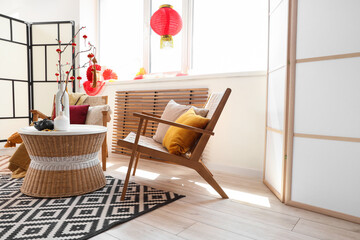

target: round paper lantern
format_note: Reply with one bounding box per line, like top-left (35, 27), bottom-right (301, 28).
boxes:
top-left (150, 4), bottom-right (182, 48)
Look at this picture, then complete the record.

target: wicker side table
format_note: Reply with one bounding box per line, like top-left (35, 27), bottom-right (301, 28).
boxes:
top-left (19, 125), bottom-right (107, 198)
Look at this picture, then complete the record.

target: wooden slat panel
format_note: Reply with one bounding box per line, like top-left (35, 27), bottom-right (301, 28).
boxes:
top-left (112, 88), bottom-right (209, 158)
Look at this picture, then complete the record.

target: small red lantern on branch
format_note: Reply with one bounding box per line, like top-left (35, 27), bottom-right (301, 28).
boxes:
top-left (150, 4), bottom-right (182, 49)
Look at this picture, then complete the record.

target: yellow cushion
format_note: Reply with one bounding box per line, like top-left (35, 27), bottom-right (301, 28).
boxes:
top-left (163, 108), bottom-right (210, 155)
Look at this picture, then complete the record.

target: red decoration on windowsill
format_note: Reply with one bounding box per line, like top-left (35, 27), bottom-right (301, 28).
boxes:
top-left (176, 73), bottom-right (188, 77)
top-left (83, 64), bottom-right (104, 96)
top-left (83, 80), bottom-right (105, 96)
top-left (86, 64), bottom-right (101, 82)
top-left (150, 4), bottom-right (182, 48)
top-left (102, 69), bottom-right (118, 80)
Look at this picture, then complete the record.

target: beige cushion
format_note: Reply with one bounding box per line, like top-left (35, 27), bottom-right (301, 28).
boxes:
top-left (152, 100), bottom-right (208, 143)
top-left (85, 105), bottom-right (111, 125)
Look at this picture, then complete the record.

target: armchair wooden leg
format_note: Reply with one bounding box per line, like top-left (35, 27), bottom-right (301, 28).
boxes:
top-left (195, 163), bottom-right (229, 199)
top-left (132, 119), bottom-right (147, 176)
top-left (121, 119), bottom-right (144, 201)
top-left (132, 152), bottom-right (141, 176)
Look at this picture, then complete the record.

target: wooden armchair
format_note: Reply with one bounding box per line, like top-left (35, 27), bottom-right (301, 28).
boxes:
top-left (117, 88), bottom-right (231, 200)
top-left (30, 95), bottom-right (111, 171)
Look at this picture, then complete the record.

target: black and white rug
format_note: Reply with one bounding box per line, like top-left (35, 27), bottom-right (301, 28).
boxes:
top-left (0, 175), bottom-right (184, 240)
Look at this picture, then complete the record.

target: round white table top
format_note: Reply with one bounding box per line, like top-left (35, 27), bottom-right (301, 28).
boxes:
top-left (19, 124), bottom-right (107, 135)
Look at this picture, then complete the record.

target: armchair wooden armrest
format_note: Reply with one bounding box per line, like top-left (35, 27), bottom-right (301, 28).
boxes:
top-left (133, 112), bottom-right (214, 136)
top-left (30, 110), bottom-right (50, 122)
top-left (101, 110), bottom-right (111, 127)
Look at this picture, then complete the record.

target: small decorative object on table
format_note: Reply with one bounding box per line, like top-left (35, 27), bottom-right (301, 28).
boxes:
top-left (54, 111), bottom-right (69, 131)
top-left (33, 119), bottom-right (54, 131)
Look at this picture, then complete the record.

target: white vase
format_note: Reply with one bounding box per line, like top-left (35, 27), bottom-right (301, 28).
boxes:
top-left (55, 82), bottom-right (70, 119)
top-left (54, 111), bottom-right (70, 131)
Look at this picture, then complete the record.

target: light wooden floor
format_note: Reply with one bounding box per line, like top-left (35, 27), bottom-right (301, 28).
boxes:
top-left (93, 153), bottom-right (360, 240)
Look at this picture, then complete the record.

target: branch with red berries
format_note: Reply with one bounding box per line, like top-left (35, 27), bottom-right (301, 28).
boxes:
top-left (54, 26), bottom-right (97, 110)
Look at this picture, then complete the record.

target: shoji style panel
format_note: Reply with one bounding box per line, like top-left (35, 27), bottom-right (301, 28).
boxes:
top-left (31, 22), bottom-right (75, 115)
top-left (286, 0), bottom-right (360, 222)
top-left (0, 14), bottom-right (30, 143)
top-left (264, 0), bottom-right (289, 201)
top-left (296, 0), bottom-right (360, 59)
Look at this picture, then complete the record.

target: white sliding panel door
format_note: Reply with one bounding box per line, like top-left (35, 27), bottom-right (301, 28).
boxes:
top-left (286, 0), bottom-right (360, 222)
top-left (264, 0), bottom-right (289, 201)
top-left (31, 22), bottom-right (74, 116)
top-left (0, 14), bottom-right (29, 143)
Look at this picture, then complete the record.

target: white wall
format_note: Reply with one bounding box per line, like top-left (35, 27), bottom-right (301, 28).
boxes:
top-left (0, 0), bottom-right (80, 24)
top-left (97, 72), bottom-right (267, 176)
top-left (79, 0), bottom-right (99, 80)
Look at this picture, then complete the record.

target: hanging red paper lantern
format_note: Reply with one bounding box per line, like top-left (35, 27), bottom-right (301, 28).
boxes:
top-left (150, 4), bottom-right (182, 49)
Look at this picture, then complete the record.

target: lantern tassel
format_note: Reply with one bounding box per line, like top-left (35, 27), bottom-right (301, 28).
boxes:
top-left (160, 35), bottom-right (174, 49)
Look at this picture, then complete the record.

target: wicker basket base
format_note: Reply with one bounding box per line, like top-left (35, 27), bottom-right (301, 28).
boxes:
top-left (21, 164), bottom-right (106, 198)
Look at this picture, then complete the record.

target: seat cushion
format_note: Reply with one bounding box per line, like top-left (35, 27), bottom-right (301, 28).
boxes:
top-left (122, 132), bottom-right (169, 154)
top-left (152, 100), bottom-right (209, 144)
top-left (163, 108), bottom-right (210, 155)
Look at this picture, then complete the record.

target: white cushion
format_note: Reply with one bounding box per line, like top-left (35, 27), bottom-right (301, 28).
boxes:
top-left (85, 105), bottom-right (111, 126)
top-left (152, 100), bottom-right (208, 143)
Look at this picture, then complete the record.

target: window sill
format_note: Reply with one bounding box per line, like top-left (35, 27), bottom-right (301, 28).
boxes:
top-left (105, 71), bottom-right (266, 86)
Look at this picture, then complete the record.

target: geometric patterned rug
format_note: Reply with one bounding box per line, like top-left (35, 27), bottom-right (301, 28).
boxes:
top-left (0, 175), bottom-right (184, 240)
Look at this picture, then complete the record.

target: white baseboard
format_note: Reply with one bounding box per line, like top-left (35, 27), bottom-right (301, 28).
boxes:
top-left (205, 162), bottom-right (263, 179)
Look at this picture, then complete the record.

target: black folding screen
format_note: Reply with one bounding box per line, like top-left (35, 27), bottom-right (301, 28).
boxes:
top-left (0, 14), bottom-right (75, 143)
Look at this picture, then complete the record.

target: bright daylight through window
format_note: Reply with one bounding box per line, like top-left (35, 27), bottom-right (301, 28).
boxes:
top-left (100, 0), bottom-right (267, 80)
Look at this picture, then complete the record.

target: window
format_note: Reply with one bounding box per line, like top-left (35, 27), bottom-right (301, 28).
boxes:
top-left (99, 0), bottom-right (143, 80)
top-left (99, 0), bottom-right (267, 80)
top-left (192, 0), bottom-right (268, 74)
